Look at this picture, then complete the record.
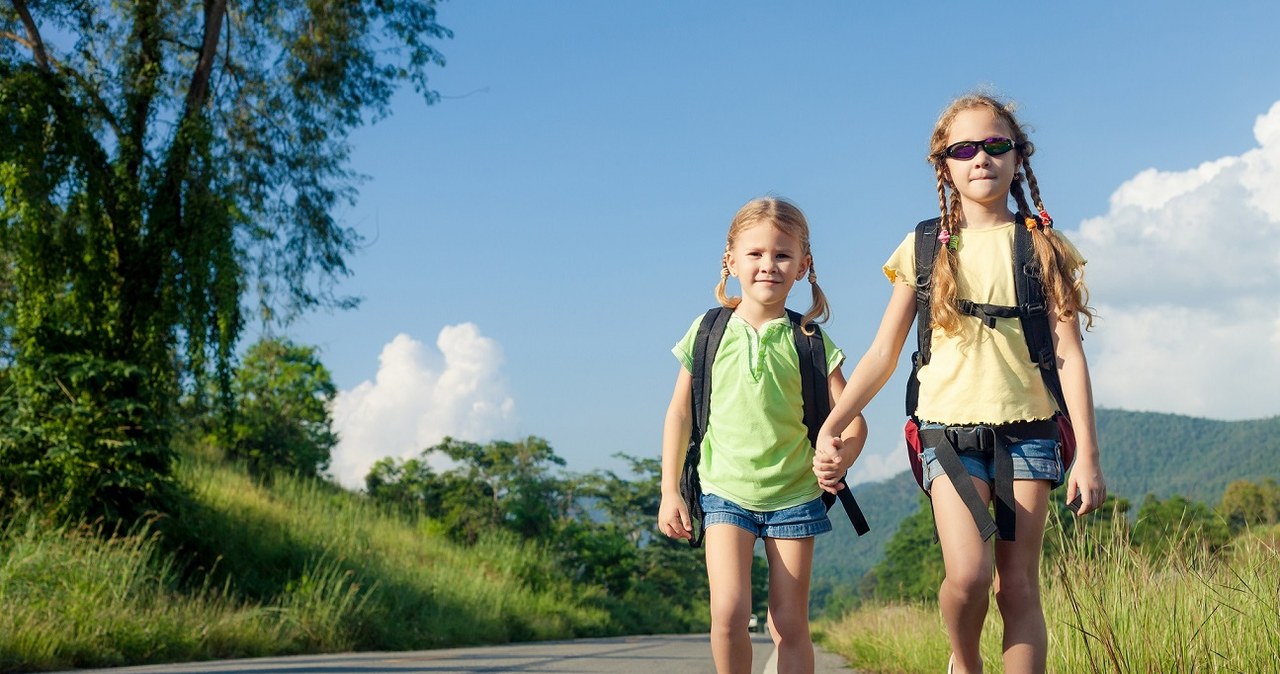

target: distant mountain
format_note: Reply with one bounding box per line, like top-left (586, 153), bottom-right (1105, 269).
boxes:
top-left (811, 408), bottom-right (1280, 608)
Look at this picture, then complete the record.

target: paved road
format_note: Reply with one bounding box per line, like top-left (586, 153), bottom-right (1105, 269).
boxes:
top-left (52, 634), bottom-right (855, 674)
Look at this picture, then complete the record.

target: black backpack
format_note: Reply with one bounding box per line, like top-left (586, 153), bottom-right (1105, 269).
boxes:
top-left (678, 306), bottom-right (870, 548)
top-left (903, 216), bottom-right (1077, 541)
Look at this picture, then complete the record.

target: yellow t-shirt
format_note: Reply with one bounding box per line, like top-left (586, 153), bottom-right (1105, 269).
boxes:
top-left (884, 222), bottom-right (1085, 426)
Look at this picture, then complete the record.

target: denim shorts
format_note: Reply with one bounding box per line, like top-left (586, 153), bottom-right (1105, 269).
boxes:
top-left (700, 492), bottom-right (832, 539)
top-left (920, 422), bottom-right (1064, 492)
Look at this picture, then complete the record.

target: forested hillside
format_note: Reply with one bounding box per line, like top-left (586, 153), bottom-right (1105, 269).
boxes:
top-left (811, 408), bottom-right (1280, 610)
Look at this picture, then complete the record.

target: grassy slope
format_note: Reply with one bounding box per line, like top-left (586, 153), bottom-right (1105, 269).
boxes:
top-left (812, 409), bottom-right (1280, 603)
top-left (0, 453), bottom-right (612, 672)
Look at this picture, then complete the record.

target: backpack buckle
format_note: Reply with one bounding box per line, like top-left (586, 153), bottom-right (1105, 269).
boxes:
top-left (945, 425), bottom-right (997, 452)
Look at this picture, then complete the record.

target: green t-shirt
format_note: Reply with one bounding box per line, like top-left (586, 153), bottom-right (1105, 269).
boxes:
top-left (673, 312), bottom-right (844, 511)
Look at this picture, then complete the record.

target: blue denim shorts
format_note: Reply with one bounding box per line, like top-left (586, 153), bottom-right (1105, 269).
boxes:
top-left (920, 423), bottom-right (1064, 492)
top-left (700, 492), bottom-right (832, 539)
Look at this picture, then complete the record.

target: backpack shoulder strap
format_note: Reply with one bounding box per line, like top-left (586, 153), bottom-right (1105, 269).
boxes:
top-left (789, 310), bottom-right (870, 536)
top-left (691, 307), bottom-right (733, 441)
top-left (906, 218), bottom-right (942, 419)
top-left (1012, 224), bottom-right (1070, 416)
top-left (787, 309), bottom-right (829, 447)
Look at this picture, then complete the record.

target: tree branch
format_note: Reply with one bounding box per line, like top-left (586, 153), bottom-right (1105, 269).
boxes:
top-left (9, 0), bottom-right (50, 71)
top-left (184, 0), bottom-right (227, 113)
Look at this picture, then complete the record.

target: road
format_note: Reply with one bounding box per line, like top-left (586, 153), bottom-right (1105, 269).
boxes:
top-left (51, 634), bottom-right (856, 673)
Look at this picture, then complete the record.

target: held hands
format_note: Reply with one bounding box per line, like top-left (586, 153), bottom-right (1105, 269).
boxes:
top-left (657, 493), bottom-right (693, 541)
top-left (1065, 458), bottom-right (1107, 517)
top-left (812, 434), bottom-right (850, 494)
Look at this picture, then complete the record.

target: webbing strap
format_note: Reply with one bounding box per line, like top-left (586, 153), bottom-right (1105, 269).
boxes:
top-left (683, 307), bottom-right (732, 547)
top-left (790, 310), bottom-right (870, 536)
top-left (906, 217), bottom-right (941, 418)
top-left (919, 419), bottom-right (1059, 541)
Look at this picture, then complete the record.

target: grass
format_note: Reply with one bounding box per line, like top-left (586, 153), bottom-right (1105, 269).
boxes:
top-left (818, 515), bottom-right (1280, 673)
top-left (0, 451), bottom-right (613, 673)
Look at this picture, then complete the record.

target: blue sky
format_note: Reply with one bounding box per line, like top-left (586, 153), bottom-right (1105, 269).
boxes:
top-left (281, 2), bottom-right (1280, 488)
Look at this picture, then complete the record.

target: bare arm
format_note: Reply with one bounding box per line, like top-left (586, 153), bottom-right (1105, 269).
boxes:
top-left (814, 367), bottom-right (870, 492)
top-left (819, 283), bottom-right (917, 442)
top-left (658, 368), bottom-right (694, 539)
top-left (1051, 306), bottom-right (1107, 515)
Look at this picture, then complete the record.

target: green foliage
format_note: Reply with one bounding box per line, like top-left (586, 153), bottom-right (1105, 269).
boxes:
top-left (223, 338), bottom-right (337, 477)
top-left (0, 0), bottom-right (450, 525)
top-left (811, 472), bottom-right (921, 613)
top-left (867, 495), bottom-right (943, 602)
top-left (1131, 493), bottom-right (1230, 559)
top-left (811, 408), bottom-right (1280, 610)
top-left (1218, 477), bottom-right (1280, 532)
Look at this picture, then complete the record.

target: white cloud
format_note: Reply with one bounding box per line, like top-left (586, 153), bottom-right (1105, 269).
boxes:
top-left (328, 325), bottom-right (517, 489)
top-left (1068, 100), bottom-right (1280, 420)
top-left (849, 441), bottom-right (911, 486)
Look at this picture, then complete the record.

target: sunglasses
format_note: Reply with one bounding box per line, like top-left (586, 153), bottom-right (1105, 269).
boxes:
top-left (943, 137), bottom-right (1016, 161)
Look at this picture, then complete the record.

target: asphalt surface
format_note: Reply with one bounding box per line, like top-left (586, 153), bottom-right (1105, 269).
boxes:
top-left (50, 634), bottom-right (856, 673)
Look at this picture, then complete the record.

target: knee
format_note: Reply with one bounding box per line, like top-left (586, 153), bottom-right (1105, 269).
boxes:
top-left (767, 607), bottom-right (810, 644)
top-left (709, 601), bottom-right (750, 635)
top-left (943, 567), bottom-right (992, 604)
top-left (994, 570), bottom-right (1040, 615)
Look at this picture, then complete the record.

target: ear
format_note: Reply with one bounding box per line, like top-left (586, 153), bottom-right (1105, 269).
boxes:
top-left (724, 251), bottom-right (737, 277)
top-left (796, 255), bottom-right (811, 281)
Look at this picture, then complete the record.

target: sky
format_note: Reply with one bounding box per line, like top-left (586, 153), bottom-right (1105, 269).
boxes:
top-left (278, 1), bottom-right (1280, 490)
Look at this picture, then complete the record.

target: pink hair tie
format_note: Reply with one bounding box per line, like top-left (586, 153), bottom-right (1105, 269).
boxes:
top-left (937, 228), bottom-right (958, 251)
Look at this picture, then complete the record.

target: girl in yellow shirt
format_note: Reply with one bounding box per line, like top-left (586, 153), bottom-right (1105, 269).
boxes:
top-left (814, 93), bottom-right (1107, 674)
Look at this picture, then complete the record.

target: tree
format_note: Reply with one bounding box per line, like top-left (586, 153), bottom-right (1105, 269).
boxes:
top-left (226, 338), bottom-right (337, 477)
top-left (1131, 493), bottom-right (1230, 559)
top-left (1218, 478), bottom-right (1280, 533)
top-left (0, 2), bottom-right (450, 522)
top-left (869, 495), bottom-right (944, 602)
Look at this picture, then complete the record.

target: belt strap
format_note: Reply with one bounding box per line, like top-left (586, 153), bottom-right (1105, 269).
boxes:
top-left (918, 420), bottom-right (1057, 541)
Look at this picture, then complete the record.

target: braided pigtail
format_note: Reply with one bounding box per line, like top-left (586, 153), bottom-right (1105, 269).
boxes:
top-left (1021, 159), bottom-right (1095, 330)
top-left (799, 261), bottom-right (831, 335)
top-left (714, 245), bottom-right (741, 309)
top-left (930, 184), bottom-right (964, 335)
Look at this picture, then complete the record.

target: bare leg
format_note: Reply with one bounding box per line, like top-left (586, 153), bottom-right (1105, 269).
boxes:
top-left (763, 536), bottom-right (816, 674)
top-left (704, 524), bottom-right (757, 674)
top-left (994, 479), bottom-right (1051, 674)
top-left (931, 474), bottom-right (994, 674)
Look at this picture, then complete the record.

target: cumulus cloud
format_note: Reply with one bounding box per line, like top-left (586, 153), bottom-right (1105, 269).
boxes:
top-left (1067, 99), bottom-right (1280, 420)
top-left (329, 325), bottom-right (517, 489)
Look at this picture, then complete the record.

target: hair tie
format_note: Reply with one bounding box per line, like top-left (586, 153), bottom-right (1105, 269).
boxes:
top-left (938, 228), bottom-right (958, 251)
top-left (1038, 209), bottom-right (1053, 228)
top-left (1024, 216), bottom-right (1038, 231)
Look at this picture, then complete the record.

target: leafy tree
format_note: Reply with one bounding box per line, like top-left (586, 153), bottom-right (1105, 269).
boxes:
top-left (0, 1), bottom-right (450, 522)
top-left (1131, 493), bottom-right (1230, 559)
top-left (869, 495), bottom-right (944, 602)
top-left (1218, 478), bottom-right (1280, 533)
top-left (225, 338), bottom-right (336, 477)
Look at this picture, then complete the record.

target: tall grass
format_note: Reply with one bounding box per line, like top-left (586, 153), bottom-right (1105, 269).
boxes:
top-left (819, 516), bottom-right (1280, 673)
top-left (0, 454), bottom-right (613, 672)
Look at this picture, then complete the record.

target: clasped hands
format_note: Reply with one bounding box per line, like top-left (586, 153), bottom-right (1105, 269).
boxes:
top-left (812, 434), bottom-right (853, 495)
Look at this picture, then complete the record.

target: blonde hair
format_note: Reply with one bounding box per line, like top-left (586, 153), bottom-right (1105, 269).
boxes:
top-left (714, 197), bottom-right (831, 333)
top-left (925, 93), bottom-right (1094, 334)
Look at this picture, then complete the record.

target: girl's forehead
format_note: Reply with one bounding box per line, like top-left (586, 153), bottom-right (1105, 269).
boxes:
top-left (735, 222), bottom-right (802, 247)
top-left (947, 108), bottom-right (1013, 140)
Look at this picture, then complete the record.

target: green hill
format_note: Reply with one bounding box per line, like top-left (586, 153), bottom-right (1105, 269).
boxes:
top-left (811, 408), bottom-right (1280, 609)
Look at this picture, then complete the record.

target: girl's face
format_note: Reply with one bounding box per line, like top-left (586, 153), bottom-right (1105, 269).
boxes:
top-left (943, 107), bottom-right (1020, 215)
top-left (725, 223), bottom-right (809, 313)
